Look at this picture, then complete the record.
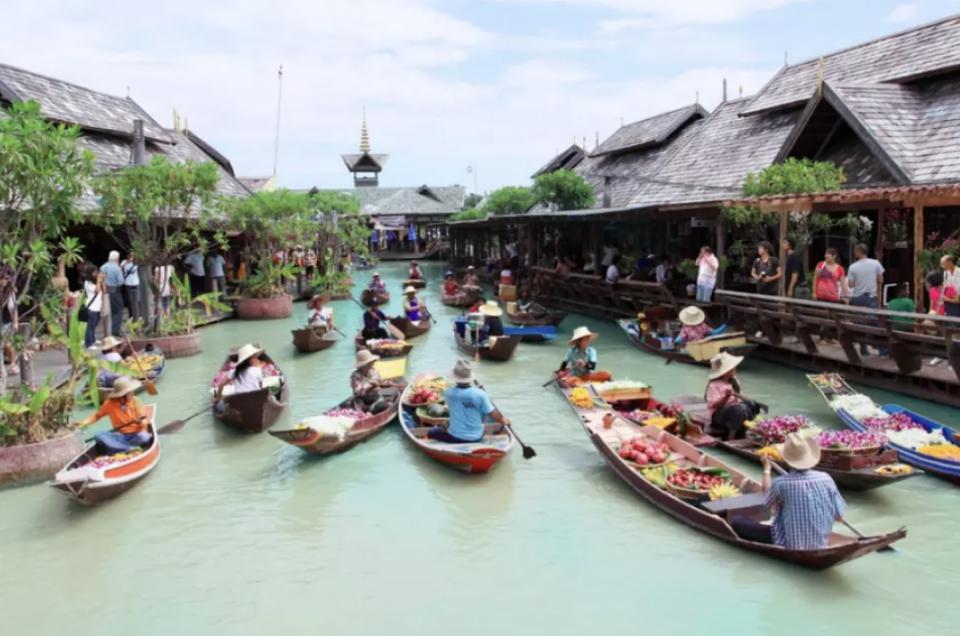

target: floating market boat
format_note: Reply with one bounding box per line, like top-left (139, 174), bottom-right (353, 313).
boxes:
top-left (442, 286), bottom-right (483, 308)
top-left (50, 405), bottom-right (160, 506)
top-left (354, 331), bottom-right (414, 357)
top-left (560, 385), bottom-right (905, 569)
top-left (503, 325), bottom-right (558, 343)
top-left (291, 326), bottom-right (339, 353)
top-left (361, 289), bottom-right (390, 306)
top-left (809, 373), bottom-right (960, 485)
top-left (617, 319), bottom-right (752, 366)
top-left (389, 314), bottom-right (432, 339)
top-left (403, 278), bottom-right (427, 289)
top-left (453, 328), bottom-right (521, 362)
top-left (399, 374), bottom-right (514, 473)
top-left (269, 385), bottom-right (405, 455)
top-left (96, 349), bottom-right (166, 402)
top-left (211, 352), bottom-right (289, 434)
top-left (504, 304), bottom-right (566, 327)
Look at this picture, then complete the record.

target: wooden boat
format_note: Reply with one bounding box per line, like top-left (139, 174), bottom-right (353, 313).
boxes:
top-left (399, 375), bottom-right (514, 473)
top-left (269, 384), bottom-right (405, 455)
top-left (354, 331), bottom-right (414, 357)
top-left (96, 349), bottom-right (166, 402)
top-left (505, 305), bottom-right (566, 327)
top-left (403, 278), bottom-right (427, 289)
top-left (50, 405), bottom-right (160, 505)
top-left (442, 286), bottom-right (482, 308)
top-left (291, 326), bottom-right (338, 353)
top-left (361, 288), bottom-right (390, 306)
top-left (453, 329), bottom-right (521, 362)
top-left (617, 319), bottom-right (753, 366)
top-left (810, 373), bottom-right (960, 485)
top-left (390, 314), bottom-right (432, 339)
top-left (211, 353), bottom-right (289, 433)
top-left (560, 385), bottom-right (905, 569)
top-left (600, 390), bottom-right (717, 448)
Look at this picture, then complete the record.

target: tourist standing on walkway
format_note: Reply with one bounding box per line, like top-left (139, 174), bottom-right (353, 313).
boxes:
top-left (184, 249), bottom-right (206, 297)
top-left (751, 241), bottom-right (781, 296)
top-left (695, 246), bottom-right (718, 302)
top-left (782, 238), bottom-right (802, 298)
top-left (206, 251), bottom-right (227, 295)
top-left (81, 265), bottom-right (104, 348)
top-left (101, 251), bottom-right (124, 337)
top-left (941, 255), bottom-right (960, 317)
top-left (846, 243), bottom-right (885, 356)
top-left (925, 271), bottom-right (944, 317)
top-left (813, 248), bottom-right (847, 303)
top-left (120, 252), bottom-right (140, 321)
top-left (154, 262), bottom-right (175, 317)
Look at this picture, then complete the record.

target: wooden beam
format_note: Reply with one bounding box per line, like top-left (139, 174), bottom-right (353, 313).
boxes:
top-left (778, 210), bottom-right (789, 296)
top-left (914, 204), bottom-right (924, 309)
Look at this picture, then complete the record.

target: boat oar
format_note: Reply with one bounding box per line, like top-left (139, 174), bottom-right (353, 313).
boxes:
top-left (155, 406), bottom-right (210, 435)
top-left (542, 376), bottom-right (559, 388)
top-left (476, 381), bottom-right (535, 459)
top-left (768, 462), bottom-right (893, 552)
top-left (124, 335), bottom-right (158, 395)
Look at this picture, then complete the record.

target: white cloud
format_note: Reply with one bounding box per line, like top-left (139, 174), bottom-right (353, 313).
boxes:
top-left (886, 3), bottom-right (920, 23)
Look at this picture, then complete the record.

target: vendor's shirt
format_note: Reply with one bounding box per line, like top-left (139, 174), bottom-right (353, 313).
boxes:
top-left (369, 279), bottom-right (386, 292)
top-left (309, 307), bottom-right (333, 326)
top-left (705, 379), bottom-right (741, 418)
top-left (230, 366), bottom-right (263, 394)
top-left (445, 384), bottom-right (494, 442)
top-left (680, 323), bottom-right (711, 343)
top-left (564, 346), bottom-right (597, 377)
top-left (766, 470), bottom-right (846, 550)
top-left (405, 299), bottom-right (422, 321)
top-left (443, 280), bottom-right (459, 295)
top-left (350, 367), bottom-right (382, 398)
top-left (363, 309), bottom-right (386, 332)
top-left (102, 351), bottom-right (123, 364)
top-left (93, 397), bottom-right (147, 434)
top-left (409, 267), bottom-right (422, 279)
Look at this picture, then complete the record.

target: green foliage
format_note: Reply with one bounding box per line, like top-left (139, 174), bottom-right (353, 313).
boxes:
top-left (742, 158), bottom-right (846, 197)
top-left (155, 272), bottom-right (231, 334)
top-left (484, 186), bottom-right (536, 216)
top-left (463, 193), bottom-right (484, 209)
top-left (450, 208), bottom-right (487, 222)
top-left (532, 170), bottom-right (595, 211)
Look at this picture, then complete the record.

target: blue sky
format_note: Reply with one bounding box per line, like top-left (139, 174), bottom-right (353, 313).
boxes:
top-left (2, 0), bottom-right (959, 193)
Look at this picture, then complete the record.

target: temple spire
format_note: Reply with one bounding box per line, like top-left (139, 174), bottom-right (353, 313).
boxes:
top-left (360, 108), bottom-right (370, 153)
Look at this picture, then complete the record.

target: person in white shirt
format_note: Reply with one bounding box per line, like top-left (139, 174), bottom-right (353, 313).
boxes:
top-left (695, 246), bottom-right (719, 302)
top-left (307, 296), bottom-right (334, 329)
top-left (605, 261), bottom-right (620, 286)
top-left (941, 255), bottom-right (960, 317)
top-left (216, 344), bottom-right (265, 397)
top-left (81, 266), bottom-right (104, 348)
top-left (601, 244), bottom-right (619, 269)
top-left (120, 252), bottom-right (140, 321)
top-left (655, 255), bottom-right (671, 284)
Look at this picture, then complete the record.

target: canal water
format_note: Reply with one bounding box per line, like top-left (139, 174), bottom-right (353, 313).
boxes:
top-left (2, 263), bottom-right (957, 635)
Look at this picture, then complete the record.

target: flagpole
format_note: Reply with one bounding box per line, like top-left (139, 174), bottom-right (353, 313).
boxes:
top-left (273, 65), bottom-right (284, 178)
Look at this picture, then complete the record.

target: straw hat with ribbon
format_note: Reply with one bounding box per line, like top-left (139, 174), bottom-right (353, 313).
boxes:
top-left (708, 351), bottom-right (744, 380)
top-left (479, 300), bottom-right (503, 317)
top-left (404, 286), bottom-right (417, 295)
top-left (98, 336), bottom-right (123, 351)
top-left (355, 349), bottom-right (380, 369)
top-left (108, 376), bottom-right (142, 399)
top-left (235, 343), bottom-right (263, 366)
top-left (780, 432), bottom-right (821, 470)
top-left (452, 359), bottom-right (474, 384)
top-left (679, 306), bottom-right (706, 326)
top-left (568, 326), bottom-right (598, 345)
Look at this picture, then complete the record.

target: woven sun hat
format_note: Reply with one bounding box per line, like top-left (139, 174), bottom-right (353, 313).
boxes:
top-left (404, 286), bottom-right (417, 294)
top-left (679, 306), bottom-right (706, 326)
top-left (373, 272), bottom-right (381, 277)
top-left (307, 295), bottom-right (325, 309)
top-left (98, 336), bottom-right (123, 351)
top-left (708, 351), bottom-right (744, 380)
top-left (235, 343), bottom-right (263, 366)
top-left (568, 326), bottom-right (598, 345)
top-left (452, 359), bottom-right (474, 384)
top-left (355, 349), bottom-right (380, 368)
top-left (108, 376), bottom-right (142, 399)
top-left (781, 432), bottom-right (821, 470)
top-left (479, 300), bottom-right (503, 317)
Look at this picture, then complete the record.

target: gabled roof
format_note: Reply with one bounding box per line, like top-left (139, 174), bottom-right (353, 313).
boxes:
top-left (743, 14), bottom-right (960, 115)
top-left (341, 152), bottom-right (388, 171)
top-left (0, 62), bottom-right (172, 143)
top-left (305, 185), bottom-right (465, 216)
top-left (591, 104), bottom-right (708, 157)
top-left (531, 144), bottom-right (585, 178)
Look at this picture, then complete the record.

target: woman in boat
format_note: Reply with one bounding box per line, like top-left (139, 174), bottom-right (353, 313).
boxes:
top-left (443, 271), bottom-right (460, 296)
top-left (478, 300), bottom-right (504, 339)
top-left (351, 349), bottom-right (388, 413)
top-left (425, 360), bottom-right (510, 443)
top-left (402, 286), bottom-right (425, 322)
top-left (462, 265), bottom-right (481, 288)
top-left (704, 352), bottom-right (764, 440)
top-left (555, 326), bottom-right (613, 386)
top-left (307, 295), bottom-right (334, 330)
top-left (97, 335), bottom-right (126, 388)
top-left (368, 272), bottom-right (386, 293)
top-left (215, 344), bottom-right (266, 398)
top-left (731, 433), bottom-right (848, 551)
top-left (677, 306), bottom-right (712, 345)
top-left (73, 377), bottom-right (151, 453)
top-left (408, 261), bottom-right (423, 280)
top-left (362, 302), bottom-right (390, 340)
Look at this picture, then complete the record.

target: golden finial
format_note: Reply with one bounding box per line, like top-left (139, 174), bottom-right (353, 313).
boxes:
top-left (360, 107), bottom-right (370, 154)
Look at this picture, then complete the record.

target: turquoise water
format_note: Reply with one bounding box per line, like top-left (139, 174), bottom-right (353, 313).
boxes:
top-left (1, 262), bottom-right (957, 635)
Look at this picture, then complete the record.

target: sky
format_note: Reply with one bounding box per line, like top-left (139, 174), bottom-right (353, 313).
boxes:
top-left (2, 0), bottom-right (959, 193)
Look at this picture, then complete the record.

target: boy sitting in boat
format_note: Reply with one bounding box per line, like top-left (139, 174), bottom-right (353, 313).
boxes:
top-left (74, 377), bottom-right (151, 453)
top-left (351, 350), bottom-right (387, 413)
top-left (705, 352), bottom-right (765, 440)
top-left (462, 265), bottom-right (481, 288)
top-left (731, 433), bottom-right (848, 551)
top-left (307, 295), bottom-right (334, 330)
top-left (96, 336), bottom-right (125, 388)
top-left (425, 360), bottom-right (510, 444)
top-left (555, 326), bottom-right (612, 386)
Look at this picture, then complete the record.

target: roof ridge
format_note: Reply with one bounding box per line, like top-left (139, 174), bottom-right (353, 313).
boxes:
top-left (622, 102), bottom-right (701, 126)
top-left (0, 61), bottom-right (130, 102)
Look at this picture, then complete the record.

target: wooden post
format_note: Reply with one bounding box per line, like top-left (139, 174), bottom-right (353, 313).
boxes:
top-left (590, 222), bottom-right (602, 275)
top-left (18, 323), bottom-right (33, 388)
top-left (778, 210), bottom-right (788, 296)
top-left (913, 203), bottom-right (924, 309)
top-left (875, 208), bottom-right (885, 263)
top-left (715, 218), bottom-right (726, 289)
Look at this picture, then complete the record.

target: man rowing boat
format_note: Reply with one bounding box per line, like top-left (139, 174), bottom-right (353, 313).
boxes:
top-left (425, 360), bottom-right (509, 443)
top-left (73, 377), bottom-right (151, 453)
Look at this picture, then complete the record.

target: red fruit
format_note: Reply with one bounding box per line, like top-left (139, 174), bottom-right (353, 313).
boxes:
top-left (619, 448), bottom-right (631, 459)
top-left (636, 453), bottom-right (649, 465)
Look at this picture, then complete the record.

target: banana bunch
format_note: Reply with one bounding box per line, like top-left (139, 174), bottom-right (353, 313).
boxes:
top-left (757, 445), bottom-right (782, 461)
top-left (640, 464), bottom-right (677, 487)
top-left (119, 354), bottom-right (163, 374)
top-left (708, 481), bottom-right (742, 501)
top-left (875, 464), bottom-right (913, 476)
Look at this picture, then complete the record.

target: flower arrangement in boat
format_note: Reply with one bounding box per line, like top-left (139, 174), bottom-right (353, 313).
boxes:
top-left (886, 427), bottom-right (950, 450)
top-left (88, 449), bottom-right (143, 469)
top-left (861, 412), bottom-right (923, 433)
top-left (917, 444), bottom-right (960, 462)
top-left (828, 394), bottom-right (887, 420)
top-left (818, 430), bottom-right (886, 451)
top-left (748, 415), bottom-right (815, 445)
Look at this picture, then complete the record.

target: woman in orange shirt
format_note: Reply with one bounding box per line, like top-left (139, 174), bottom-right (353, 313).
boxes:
top-left (74, 377), bottom-right (151, 453)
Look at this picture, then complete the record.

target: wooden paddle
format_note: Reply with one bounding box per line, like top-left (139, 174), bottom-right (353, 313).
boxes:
top-left (768, 461), bottom-right (893, 552)
top-left (123, 335), bottom-right (158, 395)
top-left (476, 381), bottom-right (536, 459)
top-left (155, 406), bottom-right (210, 435)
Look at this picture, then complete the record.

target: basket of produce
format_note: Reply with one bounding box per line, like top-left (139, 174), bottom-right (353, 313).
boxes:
top-left (591, 380), bottom-right (650, 403)
top-left (366, 339), bottom-right (412, 357)
top-left (746, 415), bottom-right (817, 446)
top-left (404, 376), bottom-right (447, 409)
top-left (665, 467), bottom-right (737, 502)
top-left (416, 403), bottom-right (450, 426)
top-left (818, 430), bottom-right (886, 457)
top-left (617, 436), bottom-right (672, 468)
top-left (568, 386), bottom-right (606, 410)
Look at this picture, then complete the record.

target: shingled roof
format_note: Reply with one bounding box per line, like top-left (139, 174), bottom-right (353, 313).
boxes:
top-left (306, 185), bottom-right (465, 217)
top-left (743, 14), bottom-right (960, 115)
top-left (531, 144), bottom-right (585, 178)
top-left (591, 104), bottom-right (708, 157)
top-left (0, 62), bottom-right (172, 143)
top-left (341, 152), bottom-right (388, 171)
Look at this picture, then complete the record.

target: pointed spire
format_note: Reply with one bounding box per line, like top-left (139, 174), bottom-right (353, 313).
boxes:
top-left (817, 56), bottom-right (826, 97)
top-left (360, 107), bottom-right (371, 153)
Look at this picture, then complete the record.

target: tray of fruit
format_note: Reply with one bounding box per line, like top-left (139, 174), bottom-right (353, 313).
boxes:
top-left (617, 436), bottom-right (672, 468)
top-left (405, 387), bottom-right (442, 408)
top-left (416, 403), bottom-right (450, 426)
top-left (665, 467), bottom-right (734, 501)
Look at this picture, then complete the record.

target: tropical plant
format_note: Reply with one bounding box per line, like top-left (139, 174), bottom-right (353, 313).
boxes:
top-left (449, 208), bottom-right (487, 222)
top-left (484, 186), bottom-right (536, 216)
top-left (883, 208), bottom-right (910, 246)
top-left (742, 158), bottom-right (846, 196)
top-left (532, 170), bottom-right (595, 211)
top-left (919, 231), bottom-right (960, 275)
top-left (155, 272), bottom-right (231, 335)
top-left (463, 193), bottom-right (484, 209)
top-left (307, 190), bottom-right (368, 291)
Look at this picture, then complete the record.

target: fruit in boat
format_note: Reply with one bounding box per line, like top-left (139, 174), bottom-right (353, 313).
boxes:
top-left (708, 482), bottom-right (741, 501)
top-left (875, 464), bottom-right (913, 475)
top-left (427, 403), bottom-right (449, 418)
top-left (667, 468), bottom-right (731, 492)
top-left (618, 436), bottom-right (670, 466)
top-left (569, 387), bottom-right (595, 408)
top-left (757, 445), bottom-right (782, 461)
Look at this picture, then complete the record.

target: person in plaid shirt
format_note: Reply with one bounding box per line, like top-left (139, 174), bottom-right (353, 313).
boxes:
top-left (733, 433), bottom-right (847, 550)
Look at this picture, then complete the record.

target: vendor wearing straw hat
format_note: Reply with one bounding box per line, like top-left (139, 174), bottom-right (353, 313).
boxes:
top-left (96, 336), bottom-right (125, 388)
top-left (705, 352), bottom-right (764, 440)
top-left (731, 433), bottom-right (847, 550)
top-left (425, 359), bottom-right (510, 444)
top-left (351, 349), bottom-right (388, 413)
top-left (368, 272), bottom-right (386, 293)
top-left (555, 326), bottom-right (612, 386)
top-left (73, 377), bottom-right (151, 453)
top-left (478, 300), bottom-right (504, 337)
top-left (402, 286), bottom-right (425, 323)
top-left (677, 306), bottom-right (712, 345)
top-left (215, 343), bottom-right (266, 398)
top-left (307, 295), bottom-right (334, 330)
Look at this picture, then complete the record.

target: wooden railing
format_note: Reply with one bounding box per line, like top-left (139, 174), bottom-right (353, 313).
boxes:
top-left (530, 267), bottom-right (686, 318)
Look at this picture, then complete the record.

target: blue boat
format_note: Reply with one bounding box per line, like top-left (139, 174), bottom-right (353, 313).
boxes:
top-left (502, 325), bottom-right (557, 343)
top-left (837, 405), bottom-right (960, 485)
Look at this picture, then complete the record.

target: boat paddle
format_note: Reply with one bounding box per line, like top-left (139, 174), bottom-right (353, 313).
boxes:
top-left (123, 335), bottom-right (158, 396)
top-left (475, 381), bottom-right (536, 459)
top-left (768, 461), bottom-right (893, 552)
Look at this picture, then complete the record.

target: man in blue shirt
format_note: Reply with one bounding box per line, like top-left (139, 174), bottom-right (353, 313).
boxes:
top-left (101, 250), bottom-right (124, 337)
top-left (184, 250), bottom-right (206, 298)
top-left (427, 360), bottom-right (510, 444)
